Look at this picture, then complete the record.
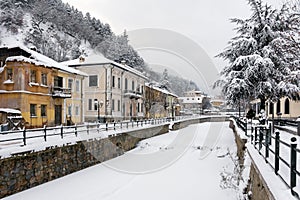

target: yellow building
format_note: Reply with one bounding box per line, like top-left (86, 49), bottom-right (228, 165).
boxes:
top-left (145, 83), bottom-right (178, 119)
top-left (0, 46), bottom-right (86, 128)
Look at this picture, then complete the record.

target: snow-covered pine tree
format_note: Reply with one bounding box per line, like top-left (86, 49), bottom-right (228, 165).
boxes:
top-left (215, 0), bottom-right (300, 110)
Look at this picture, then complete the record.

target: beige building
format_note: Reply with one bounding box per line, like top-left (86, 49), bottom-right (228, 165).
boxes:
top-left (62, 54), bottom-right (147, 122)
top-left (250, 97), bottom-right (300, 119)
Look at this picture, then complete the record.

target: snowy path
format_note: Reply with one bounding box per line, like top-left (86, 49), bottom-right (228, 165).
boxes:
top-left (4, 122), bottom-right (245, 200)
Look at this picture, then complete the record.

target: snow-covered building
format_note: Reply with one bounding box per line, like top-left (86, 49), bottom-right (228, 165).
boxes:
top-left (144, 82), bottom-right (178, 119)
top-left (0, 46), bottom-right (87, 128)
top-left (178, 90), bottom-right (209, 115)
top-left (62, 54), bottom-right (147, 122)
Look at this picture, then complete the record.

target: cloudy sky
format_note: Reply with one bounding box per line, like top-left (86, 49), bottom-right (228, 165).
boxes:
top-left (62, 0), bottom-right (284, 94)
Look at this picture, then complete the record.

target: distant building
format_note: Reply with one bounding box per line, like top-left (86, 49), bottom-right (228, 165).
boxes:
top-left (62, 54), bottom-right (147, 122)
top-left (145, 82), bottom-right (178, 119)
top-left (178, 90), bottom-right (208, 115)
top-left (0, 46), bottom-right (87, 128)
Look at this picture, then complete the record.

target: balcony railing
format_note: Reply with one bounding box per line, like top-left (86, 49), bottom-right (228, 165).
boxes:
top-left (123, 90), bottom-right (143, 99)
top-left (52, 87), bottom-right (71, 98)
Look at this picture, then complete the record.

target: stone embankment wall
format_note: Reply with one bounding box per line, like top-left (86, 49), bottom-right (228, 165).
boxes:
top-left (229, 119), bottom-right (275, 200)
top-left (172, 116), bottom-right (229, 130)
top-left (0, 124), bottom-right (169, 198)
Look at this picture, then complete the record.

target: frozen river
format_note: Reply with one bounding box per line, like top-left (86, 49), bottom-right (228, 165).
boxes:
top-left (4, 122), bottom-right (247, 200)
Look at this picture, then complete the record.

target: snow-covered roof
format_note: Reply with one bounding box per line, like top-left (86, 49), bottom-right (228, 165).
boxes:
top-left (61, 54), bottom-right (147, 80)
top-left (2, 45), bottom-right (87, 77)
top-left (145, 82), bottom-right (178, 97)
top-left (0, 108), bottom-right (21, 114)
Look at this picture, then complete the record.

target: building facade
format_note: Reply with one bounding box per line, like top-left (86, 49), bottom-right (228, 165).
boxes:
top-left (178, 90), bottom-right (207, 115)
top-left (0, 46), bottom-right (86, 128)
top-left (62, 54), bottom-right (147, 122)
top-left (145, 83), bottom-right (178, 119)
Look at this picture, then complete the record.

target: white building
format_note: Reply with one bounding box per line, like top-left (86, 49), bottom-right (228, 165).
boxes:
top-left (62, 54), bottom-right (148, 122)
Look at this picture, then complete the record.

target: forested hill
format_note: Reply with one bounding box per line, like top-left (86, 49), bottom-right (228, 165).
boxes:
top-left (0, 0), bottom-right (200, 96)
top-left (0, 0), bottom-right (145, 69)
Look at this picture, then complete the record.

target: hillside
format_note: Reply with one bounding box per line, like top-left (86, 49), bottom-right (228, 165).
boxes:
top-left (0, 0), bottom-right (199, 96)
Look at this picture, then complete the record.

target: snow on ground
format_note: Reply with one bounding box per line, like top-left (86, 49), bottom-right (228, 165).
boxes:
top-left (3, 122), bottom-right (247, 200)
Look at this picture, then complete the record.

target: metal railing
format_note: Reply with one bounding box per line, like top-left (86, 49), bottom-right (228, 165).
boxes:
top-left (234, 117), bottom-right (300, 197)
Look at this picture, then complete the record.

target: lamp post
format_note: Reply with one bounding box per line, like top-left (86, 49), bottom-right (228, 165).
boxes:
top-left (95, 99), bottom-right (104, 122)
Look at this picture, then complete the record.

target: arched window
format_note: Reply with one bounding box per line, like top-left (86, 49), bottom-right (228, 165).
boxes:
top-left (276, 100), bottom-right (281, 114)
top-left (284, 99), bottom-right (290, 114)
top-left (269, 102), bottom-right (274, 115)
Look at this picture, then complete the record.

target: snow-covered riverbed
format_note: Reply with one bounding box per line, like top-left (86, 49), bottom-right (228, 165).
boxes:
top-left (4, 122), bottom-right (249, 200)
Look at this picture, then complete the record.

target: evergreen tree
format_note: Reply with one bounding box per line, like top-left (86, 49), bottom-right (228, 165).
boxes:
top-left (215, 0), bottom-right (300, 109)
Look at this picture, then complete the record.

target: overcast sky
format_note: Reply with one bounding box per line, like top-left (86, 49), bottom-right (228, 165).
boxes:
top-left (62, 0), bottom-right (285, 94)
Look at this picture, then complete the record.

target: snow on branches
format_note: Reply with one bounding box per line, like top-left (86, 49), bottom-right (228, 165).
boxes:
top-left (215, 0), bottom-right (300, 108)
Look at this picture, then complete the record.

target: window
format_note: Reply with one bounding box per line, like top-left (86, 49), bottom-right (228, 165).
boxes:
top-left (137, 102), bottom-right (140, 112)
top-left (269, 102), bottom-right (274, 115)
top-left (118, 77), bottom-right (121, 89)
top-left (41, 105), bottom-right (47, 117)
top-left (41, 73), bottom-right (47, 85)
top-left (284, 98), bottom-right (290, 114)
top-left (141, 86), bottom-right (144, 94)
top-left (30, 70), bottom-right (37, 83)
top-left (132, 80), bottom-right (135, 91)
top-left (68, 79), bottom-right (73, 91)
top-left (88, 99), bottom-right (93, 111)
top-left (54, 76), bottom-right (63, 87)
top-left (30, 104), bottom-right (37, 117)
top-left (276, 100), bottom-right (281, 114)
top-left (117, 100), bottom-right (120, 111)
top-left (141, 103), bottom-right (144, 112)
top-left (76, 80), bottom-right (80, 92)
top-left (68, 105), bottom-right (72, 116)
top-left (89, 75), bottom-right (98, 87)
top-left (7, 68), bottom-right (13, 80)
top-left (125, 78), bottom-right (128, 90)
top-left (112, 99), bottom-right (115, 111)
top-left (112, 76), bottom-right (115, 88)
top-left (137, 84), bottom-right (140, 92)
top-left (94, 99), bottom-right (98, 111)
top-left (75, 106), bottom-right (79, 116)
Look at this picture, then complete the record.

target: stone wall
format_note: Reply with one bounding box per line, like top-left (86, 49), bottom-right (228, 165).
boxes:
top-left (247, 163), bottom-right (275, 200)
top-left (171, 116), bottom-right (229, 130)
top-left (229, 118), bottom-right (275, 200)
top-left (0, 124), bottom-right (169, 198)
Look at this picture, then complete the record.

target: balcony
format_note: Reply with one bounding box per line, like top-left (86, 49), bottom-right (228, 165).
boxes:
top-left (124, 90), bottom-right (143, 99)
top-left (52, 87), bottom-right (71, 98)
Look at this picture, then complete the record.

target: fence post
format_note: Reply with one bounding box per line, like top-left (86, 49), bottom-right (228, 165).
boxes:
top-left (132, 121), bottom-right (134, 128)
top-left (127, 122), bottom-right (129, 129)
top-left (275, 131), bottom-right (280, 175)
top-left (137, 121), bottom-right (139, 127)
top-left (254, 127), bottom-right (258, 147)
top-left (60, 125), bottom-right (63, 139)
top-left (245, 120), bottom-right (247, 136)
top-left (259, 128), bottom-right (263, 152)
top-left (106, 122), bottom-right (108, 131)
top-left (141, 120), bottom-right (143, 127)
top-left (290, 137), bottom-right (297, 194)
top-left (120, 122), bottom-right (122, 129)
top-left (75, 124), bottom-right (78, 137)
top-left (265, 128), bottom-right (269, 162)
top-left (23, 128), bottom-right (26, 146)
top-left (114, 122), bottom-right (116, 130)
top-left (87, 123), bottom-right (89, 135)
top-left (43, 125), bottom-right (47, 142)
top-left (268, 123), bottom-right (272, 145)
